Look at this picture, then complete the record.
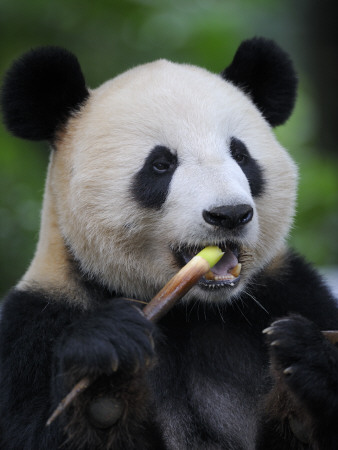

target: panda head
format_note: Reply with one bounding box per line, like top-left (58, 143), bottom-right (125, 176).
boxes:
top-left (1, 38), bottom-right (298, 303)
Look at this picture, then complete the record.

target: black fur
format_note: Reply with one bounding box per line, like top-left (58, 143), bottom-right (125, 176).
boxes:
top-left (230, 137), bottom-right (265, 197)
top-left (0, 291), bottom-right (158, 449)
top-left (222, 37), bottom-right (297, 127)
top-left (131, 145), bottom-right (178, 209)
top-left (1, 46), bottom-right (89, 141)
top-left (1, 252), bottom-right (338, 449)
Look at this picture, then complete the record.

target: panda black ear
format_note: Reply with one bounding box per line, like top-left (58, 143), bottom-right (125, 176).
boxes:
top-left (222, 37), bottom-right (297, 127)
top-left (1, 46), bottom-right (89, 141)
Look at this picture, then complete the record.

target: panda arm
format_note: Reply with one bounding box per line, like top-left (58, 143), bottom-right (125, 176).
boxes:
top-left (255, 252), bottom-right (338, 449)
top-left (0, 289), bottom-right (74, 449)
top-left (0, 288), bottom-right (158, 450)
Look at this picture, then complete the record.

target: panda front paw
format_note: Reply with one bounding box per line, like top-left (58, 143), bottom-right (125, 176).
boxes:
top-left (52, 299), bottom-right (156, 445)
top-left (265, 315), bottom-right (338, 419)
top-left (56, 298), bottom-right (155, 386)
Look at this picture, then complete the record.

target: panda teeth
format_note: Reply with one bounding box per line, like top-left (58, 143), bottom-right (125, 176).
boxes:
top-left (229, 263), bottom-right (242, 278)
top-left (214, 275), bottom-right (235, 281)
top-left (206, 272), bottom-right (235, 281)
top-left (204, 263), bottom-right (242, 281)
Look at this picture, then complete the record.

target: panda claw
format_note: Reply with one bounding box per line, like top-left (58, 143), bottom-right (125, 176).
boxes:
top-left (262, 326), bottom-right (274, 335)
top-left (270, 340), bottom-right (281, 346)
top-left (112, 359), bottom-right (119, 372)
top-left (283, 366), bottom-right (294, 376)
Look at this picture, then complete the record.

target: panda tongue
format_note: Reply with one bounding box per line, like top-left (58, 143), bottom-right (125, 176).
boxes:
top-left (210, 247), bottom-right (238, 276)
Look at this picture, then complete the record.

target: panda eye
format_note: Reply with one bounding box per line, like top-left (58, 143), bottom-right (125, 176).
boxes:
top-left (132, 145), bottom-right (178, 209)
top-left (230, 137), bottom-right (248, 165)
top-left (144, 145), bottom-right (178, 176)
top-left (229, 137), bottom-right (265, 197)
top-left (152, 160), bottom-right (172, 173)
top-left (232, 152), bottom-right (246, 165)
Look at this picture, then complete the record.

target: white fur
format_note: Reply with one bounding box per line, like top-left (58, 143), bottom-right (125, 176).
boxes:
top-left (23, 59), bottom-right (298, 303)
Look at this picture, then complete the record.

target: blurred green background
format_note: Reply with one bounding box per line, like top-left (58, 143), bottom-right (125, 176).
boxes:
top-left (0, 0), bottom-right (337, 297)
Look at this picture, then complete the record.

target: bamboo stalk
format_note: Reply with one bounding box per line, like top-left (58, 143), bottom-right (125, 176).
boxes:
top-left (46, 378), bottom-right (91, 426)
top-left (46, 246), bottom-right (224, 426)
top-left (143, 254), bottom-right (211, 322)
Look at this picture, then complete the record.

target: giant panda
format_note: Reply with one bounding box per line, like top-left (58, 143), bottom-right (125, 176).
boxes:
top-left (1, 37), bottom-right (338, 450)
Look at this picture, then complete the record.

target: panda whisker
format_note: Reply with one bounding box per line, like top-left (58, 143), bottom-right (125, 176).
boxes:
top-left (186, 298), bottom-right (199, 322)
top-left (202, 301), bottom-right (207, 321)
top-left (216, 302), bottom-right (226, 324)
top-left (242, 289), bottom-right (269, 315)
top-left (245, 278), bottom-right (267, 288)
top-left (233, 300), bottom-right (252, 326)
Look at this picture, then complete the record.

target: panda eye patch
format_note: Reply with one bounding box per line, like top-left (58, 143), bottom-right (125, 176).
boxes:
top-left (230, 137), bottom-right (265, 197)
top-left (131, 145), bottom-right (178, 209)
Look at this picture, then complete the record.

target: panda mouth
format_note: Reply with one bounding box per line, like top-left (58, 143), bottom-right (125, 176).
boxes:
top-left (174, 243), bottom-right (241, 289)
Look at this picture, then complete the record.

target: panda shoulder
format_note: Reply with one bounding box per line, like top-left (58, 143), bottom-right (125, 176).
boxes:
top-left (255, 250), bottom-right (338, 328)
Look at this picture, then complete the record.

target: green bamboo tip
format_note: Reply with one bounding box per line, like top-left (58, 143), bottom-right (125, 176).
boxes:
top-left (197, 246), bottom-right (224, 268)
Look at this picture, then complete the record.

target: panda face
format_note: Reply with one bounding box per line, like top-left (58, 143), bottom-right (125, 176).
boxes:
top-left (52, 59), bottom-right (297, 302)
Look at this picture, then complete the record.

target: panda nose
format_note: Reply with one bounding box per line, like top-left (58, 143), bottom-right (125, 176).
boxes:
top-left (202, 204), bottom-right (253, 230)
